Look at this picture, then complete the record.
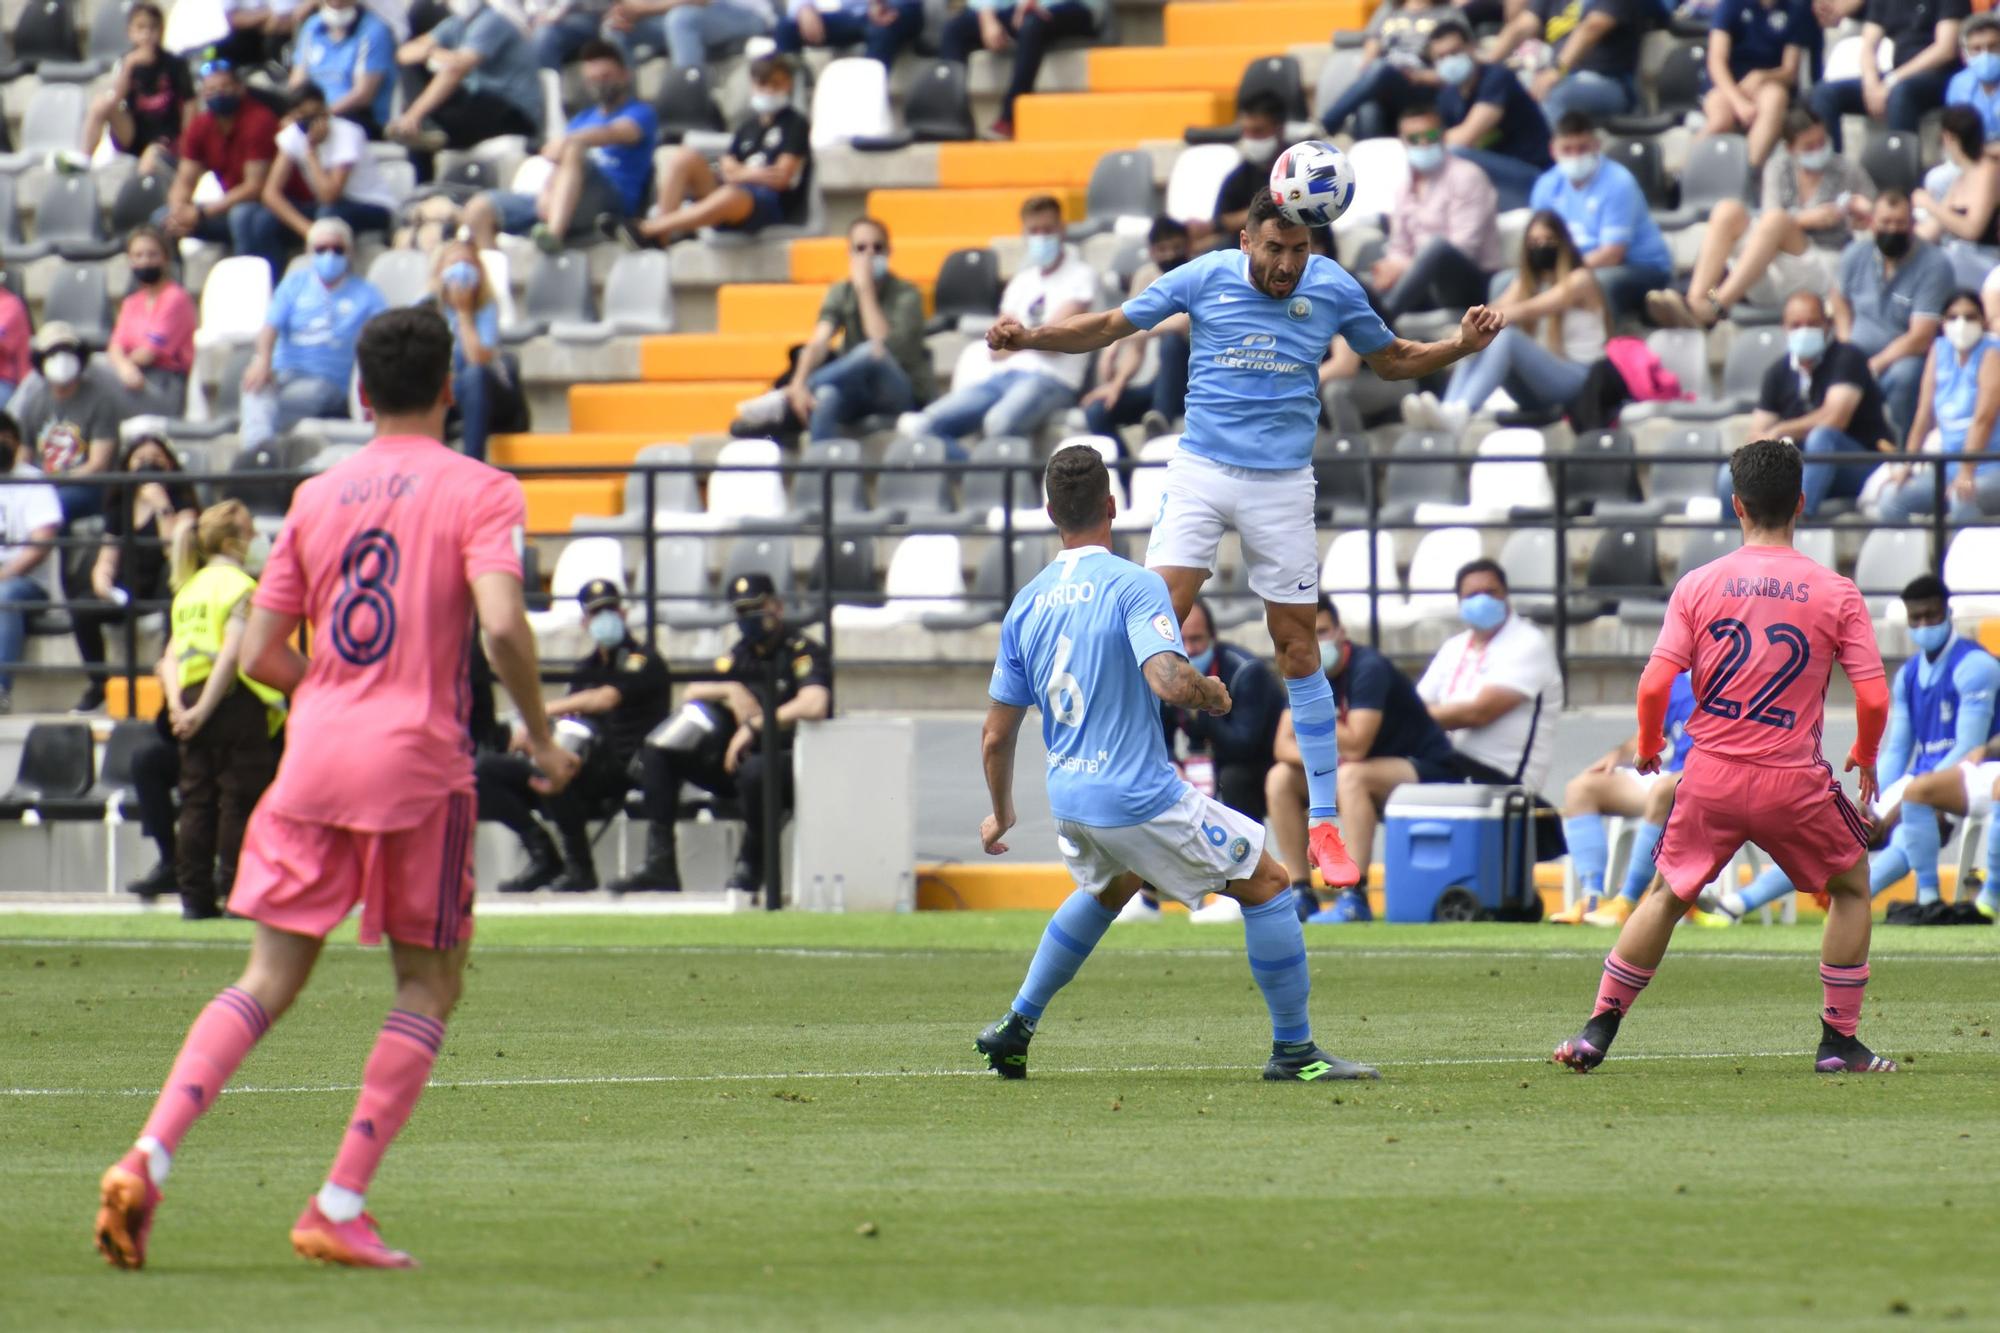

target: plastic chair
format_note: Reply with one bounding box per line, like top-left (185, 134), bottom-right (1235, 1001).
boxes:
top-left (1578, 526), bottom-right (1662, 622)
top-left (718, 534), bottom-right (795, 602)
top-left (1657, 135), bottom-right (1753, 228)
top-left (921, 534), bottom-right (1051, 629)
top-left (904, 58), bottom-right (974, 142)
top-left (927, 248), bottom-right (1001, 332)
top-left (551, 249), bottom-right (675, 341)
top-left (960, 435), bottom-right (1036, 525)
top-left (1861, 129), bottom-right (1922, 197)
top-left (41, 261), bottom-right (110, 344)
top-left (808, 534), bottom-right (881, 609)
top-left (656, 66), bottom-right (725, 144)
top-left (833, 533), bottom-right (966, 627)
top-left (1385, 526), bottom-right (1483, 628)
top-left (1500, 527), bottom-right (1559, 623)
top-left (525, 536), bottom-right (625, 636)
top-left (1854, 527), bottom-right (1933, 617)
top-left (503, 251), bottom-right (593, 342)
top-left (1236, 53), bottom-right (1306, 122)
top-left (1073, 151), bottom-right (1157, 238)
top-left (1321, 529), bottom-right (1399, 631)
top-left (107, 168), bottom-right (168, 234)
top-left (877, 434), bottom-right (962, 527)
top-left (1339, 138), bottom-right (1408, 228)
top-left (1565, 429), bottom-right (1641, 514)
top-left (10, 0), bottom-right (81, 71)
top-left (693, 437), bottom-right (788, 530)
top-left (366, 248), bottom-right (434, 308)
top-left (809, 57), bottom-right (894, 148)
top-left (1164, 144), bottom-right (1243, 226)
top-left (652, 535), bottom-right (726, 630)
top-left (0, 82), bottom-right (88, 171)
top-left (1605, 137), bottom-right (1668, 209)
top-left (1945, 528), bottom-right (2000, 619)
top-left (194, 255), bottom-right (274, 350)
top-left (0, 721), bottom-right (93, 820)
top-left (1379, 429), bottom-right (1466, 524)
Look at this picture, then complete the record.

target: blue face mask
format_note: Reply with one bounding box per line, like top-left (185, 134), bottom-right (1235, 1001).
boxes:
top-left (312, 249), bottom-right (348, 284)
top-left (1319, 639), bottom-right (1341, 674)
top-left (1972, 51), bottom-right (2000, 85)
top-left (444, 260), bottom-right (480, 291)
top-left (1787, 325), bottom-right (1826, 363)
top-left (1557, 152), bottom-right (1598, 184)
top-left (1406, 143), bottom-right (1445, 175)
top-left (1187, 644), bottom-right (1216, 674)
top-left (1024, 233), bottom-right (1061, 268)
top-left (588, 609), bottom-right (625, 648)
top-left (1911, 622), bottom-right (1951, 656)
top-left (1434, 52), bottom-right (1475, 85)
top-left (1460, 592), bottom-right (1508, 632)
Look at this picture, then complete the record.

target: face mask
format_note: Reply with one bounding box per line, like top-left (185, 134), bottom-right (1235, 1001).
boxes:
top-left (1318, 639), bottom-right (1341, 674)
top-left (1794, 146), bottom-right (1831, 172)
top-left (587, 79), bottom-right (625, 108)
top-left (1187, 645), bottom-right (1216, 674)
top-left (1434, 52), bottom-right (1474, 85)
top-left (748, 90), bottom-right (788, 116)
top-left (1877, 230), bottom-right (1912, 259)
top-left (444, 260), bottom-right (480, 291)
top-left (1239, 135), bottom-right (1278, 164)
top-left (1911, 622), bottom-right (1952, 655)
top-left (1947, 316), bottom-right (1986, 352)
top-left (42, 351), bottom-right (80, 386)
top-left (588, 609), bottom-right (626, 648)
top-left (1406, 143), bottom-right (1444, 175)
top-left (870, 254), bottom-right (888, 280)
top-left (129, 263), bottom-right (164, 287)
top-left (1972, 50), bottom-right (2000, 84)
top-left (312, 250), bottom-right (348, 284)
top-left (205, 92), bottom-right (241, 117)
top-left (736, 611), bottom-right (772, 643)
top-left (243, 533), bottom-right (271, 576)
top-left (1459, 592), bottom-right (1507, 632)
top-left (1786, 325), bottom-right (1826, 362)
top-left (1525, 243), bottom-right (1560, 273)
top-left (1024, 233), bottom-right (1061, 268)
top-left (1157, 252), bottom-right (1187, 272)
top-left (321, 6), bottom-right (355, 31)
top-left (1557, 152), bottom-right (1597, 183)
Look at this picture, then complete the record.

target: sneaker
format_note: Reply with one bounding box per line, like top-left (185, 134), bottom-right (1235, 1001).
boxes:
top-left (1139, 408), bottom-right (1171, 440)
top-left (724, 860), bottom-right (762, 894)
top-left (1263, 1042), bottom-right (1379, 1082)
top-left (895, 410), bottom-right (929, 438)
top-left (1976, 885), bottom-right (2000, 921)
top-left (71, 682), bottom-right (106, 714)
top-left (1552, 1010), bottom-right (1622, 1073)
top-left (1292, 884), bottom-right (1318, 922)
top-left (975, 1011), bottom-right (1033, 1079)
top-left (529, 222), bottom-right (562, 256)
top-left (1398, 390), bottom-right (1439, 427)
top-left (1188, 894), bottom-right (1244, 923)
top-left (1644, 289), bottom-right (1700, 329)
top-left (290, 1199), bottom-right (417, 1268)
top-left (599, 214), bottom-right (654, 251)
top-left (125, 858), bottom-right (177, 899)
top-left (986, 118), bottom-right (1014, 140)
top-left (1814, 1021), bottom-right (1898, 1074)
top-left (1435, 400), bottom-right (1470, 439)
top-left (1307, 887), bottom-right (1372, 925)
top-left (1307, 821), bottom-right (1361, 889)
top-left (733, 387), bottom-right (790, 431)
top-left (1684, 907), bottom-right (1735, 928)
top-left (1115, 892), bottom-right (1162, 923)
top-left (94, 1149), bottom-right (161, 1270)
top-left (1548, 894), bottom-right (1597, 924)
top-left (1582, 896), bottom-right (1634, 927)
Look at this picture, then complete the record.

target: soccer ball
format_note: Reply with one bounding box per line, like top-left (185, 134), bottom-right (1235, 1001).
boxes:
top-left (1268, 140), bottom-right (1356, 228)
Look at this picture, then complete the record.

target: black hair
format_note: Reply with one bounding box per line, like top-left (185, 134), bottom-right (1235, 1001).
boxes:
top-left (1780, 105), bottom-right (1822, 143)
top-left (1148, 215), bottom-right (1190, 245)
top-left (1942, 105), bottom-right (1986, 156)
top-left (1425, 15), bottom-right (1472, 45)
top-left (1318, 592), bottom-right (1338, 624)
top-left (1187, 597), bottom-right (1214, 636)
top-left (288, 80), bottom-right (326, 113)
top-left (1902, 574), bottom-right (1949, 606)
top-left (577, 38), bottom-right (625, 65)
top-left (1454, 557), bottom-right (1508, 596)
top-left (1729, 438), bottom-right (1804, 528)
top-left (1019, 193), bottom-right (1062, 222)
top-left (1877, 188), bottom-right (1912, 210)
top-left (1397, 98), bottom-right (1443, 124)
top-left (1246, 188), bottom-right (1300, 235)
top-left (1044, 446), bottom-right (1111, 534)
top-left (1945, 287), bottom-right (1986, 317)
top-left (129, 1), bottom-right (164, 26)
top-left (1553, 110), bottom-right (1596, 138)
top-left (356, 307), bottom-right (454, 416)
top-left (1239, 91), bottom-right (1287, 123)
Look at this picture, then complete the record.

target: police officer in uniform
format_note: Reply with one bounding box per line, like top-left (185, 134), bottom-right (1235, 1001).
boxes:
top-left (610, 572), bottom-right (831, 894)
top-left (476, 578), bottom-right (670, 891)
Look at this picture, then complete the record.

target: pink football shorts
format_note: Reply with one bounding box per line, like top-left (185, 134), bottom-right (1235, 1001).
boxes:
top-left (1652, 750), bottom-right (1869, 902)
top-left (230, 791), bottom-right (477, 950)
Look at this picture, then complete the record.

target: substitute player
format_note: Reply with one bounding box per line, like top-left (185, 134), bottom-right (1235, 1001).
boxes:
top-left (974, 446), bottom-right (1376, 1084)
top-left (987, 190), bottom-right (1504, 892)
top-left (1552, 439), bottom-right (1897, 1075)
top-left (93, 307), bottom-right (581, 1271)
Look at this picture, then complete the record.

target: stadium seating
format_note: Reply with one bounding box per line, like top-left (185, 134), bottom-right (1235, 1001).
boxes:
top-left (0, 722), bottom-right (93, 820)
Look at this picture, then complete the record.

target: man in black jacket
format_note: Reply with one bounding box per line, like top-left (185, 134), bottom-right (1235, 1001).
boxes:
top-left (1160, 598), bottom-right (1284, 820)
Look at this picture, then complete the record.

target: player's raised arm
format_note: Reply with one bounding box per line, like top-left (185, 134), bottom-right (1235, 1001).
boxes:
top-left (1362, 305), bottom-right (1508, 382)
top-left (988, 307), bottom-right (1139, 357)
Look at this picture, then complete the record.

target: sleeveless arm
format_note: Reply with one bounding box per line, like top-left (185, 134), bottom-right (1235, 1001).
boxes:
top-left (1945, 650), bottom-right (2000, 767)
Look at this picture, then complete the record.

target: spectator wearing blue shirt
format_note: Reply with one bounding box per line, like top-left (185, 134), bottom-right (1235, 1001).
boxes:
top-left (1702, 0), bottom-right (1816, 169)
top-left (602, 0), bottom-right (774, 69)
top-left (239, 217), bottom-right (390, 448)
top-left (464, 42), bottom-right (658, 254)
top-left (1808, 0), bottom-right (1967, 149)
top-left (289, 0), bottom-right (396, 137)
top-left (1946, 15), bottom-right (2000, 141)
top-left (390, 0), bottom-right (544, 160)
top-left (774, 0), bottom-right (923, 67)
top-left (1877, 290), bottom-right (2000, 521)
top-left (1527, 113), bottom-right (1673, 318)
top-left (431, 240), bottom-right (521, 463)
top-left (1428, 22), bottom-right (1549, 211)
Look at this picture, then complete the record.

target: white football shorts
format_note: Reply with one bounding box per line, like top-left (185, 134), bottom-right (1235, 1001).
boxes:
top-left (1144, 450), bottom-right (1320, 604)
top-left (1960, 760), bottom-right (2000, 820)
top-left (1054, 787), bottom-right (1266, 906)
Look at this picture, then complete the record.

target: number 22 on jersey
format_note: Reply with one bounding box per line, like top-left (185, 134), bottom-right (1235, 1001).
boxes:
top-left (1699, 618), bottom-right (1810, 730)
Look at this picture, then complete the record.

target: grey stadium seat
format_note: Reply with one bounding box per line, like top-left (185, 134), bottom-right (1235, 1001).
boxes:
top-left (1605, 138), bottom-right (1668, 209)
top-left (928, 248), bottom-right (1001, 333)
top-left (1071, 151), bottom-right (1158, 238)
top-left (1379, 430), bottom-right (1467, 525)
top-left (805, 534), bottom-right (881, 608)
top-left (366, 248), bottom-right (434, 308)
top-left (904, 59), bottom-right (975, 142)
top-left (0, 82), bottom-right (88, 172)
top-left (1621, 527), bottom-right (1740, 623)
top-left (960, 435), bottom-right (1039, 520)
top-left (1655, 134), bottom-right (1753, 229)
top-left (1313, 432), bottom-right (1372, 524)
top-left (503, 252), bottom-right (593, 342)
top-left (41, 260), bottom-right (110, 344)
top-left (653, 535), bottom-right (726, 630)
top-left (921, 535), bottom-right (1052, 630)
top-left (656, 66), bottom-right (726, 144)
top-left (1499, 528), bottom-right (1559, 624)
top-left (551, 250), bottom-right (674, 341)
top-left (719, 535), bottom-right (795, 603)
top-left (773, 438), bottom-right (871, 525)
top-left (1861, 130), bottom-right (1922, 197)
top-left (876, 435), bottom-right (963, 528)
top-left (1605, 41), bottom-right (1703, 136)
top-left (1564, 428), bottom-right (1641, 514)
top-left (1575, 525), bottom-right (1661, 621)
top-left (25, 172), bottom-right (118, 260)
top-left (1854, 528), bottom-right (1933, 616)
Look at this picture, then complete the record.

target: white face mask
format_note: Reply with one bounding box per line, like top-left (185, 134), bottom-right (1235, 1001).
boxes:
top-left (43, 351), bottom-right (80, 386)
top-left (1024, 232), bottom-right (1061, 269)
top-left (749, 90), bottom-right (788, 116)
top-left (1239, 135), bottom-right (1278, 164)
top-left (1557, 151), bottom-right (1598, 184)
top-left (321, 5), bottom-right (355, 30)
top-left (588, 608), bottom-right (626, 648)
top-left (1946, 316), bottom-right (1986, 352)
top-left (447, 0), bottom-right (480, 17)
top-left (243, 532), bottom-right (271, 576)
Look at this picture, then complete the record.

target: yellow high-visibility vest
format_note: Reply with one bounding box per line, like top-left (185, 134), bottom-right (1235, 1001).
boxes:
top-left (171, 563), bottom-right (286, 735)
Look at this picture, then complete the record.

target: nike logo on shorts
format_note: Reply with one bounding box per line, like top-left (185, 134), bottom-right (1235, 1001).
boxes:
top-left (1296, 579), bottom-right (1314, 590)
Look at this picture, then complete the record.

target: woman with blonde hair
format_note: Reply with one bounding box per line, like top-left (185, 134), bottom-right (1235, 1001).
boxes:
top-left (429, 238), bottom-right (517, 462)
top-left (159, 500), bottom-right (284, 919)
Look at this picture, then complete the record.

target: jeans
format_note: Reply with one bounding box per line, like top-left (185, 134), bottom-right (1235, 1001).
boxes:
top-left (1444, 325), bottom-right (1591, 411)
top-left (0, 573), bottom-right (45, 691)
top-left (153, 199), bottom-right (287, 285)
top-left (1714, 424), bottom-right (1876, 514)
top-left (774, 2), bottom-right (923, 65)
top-left (1082, 330), bottom-right (1190, 435)
top-left (533, 8), bottom-right (604, 69)
top-left (1320, 61), bottom-right (1416, 138)
top-left (1878, 355), bottom-right (1925, 444)
top-left (1876, 468), bottom-right (1986, 524)
top-left (1451, 147), bottom-right (1543, 213)
top-left (806, 344), bottom-right (916, 440)
top-left (610, 0), bottom-right (771, 68)
top-left (0, 377), bottom-right (15, 408)
top-left (938, 2), bottom-right (1097, 122)
top-left (1541, 69), bottom-right (1635, 126)
top-left (55, 482), bottom-right (102, 525)
top-left (454, 363), bottom-right (496, 462)
top-left (1375, 239), bottom-right (1490, 322)
top-left (241, 372), bottom-right (351, 448)
top-left (1808, 68), bottom-right (1955, 150)
top-left (239, 198), bottom-right (392, 278)
top-left (1592, 262), bottom-right (1673, 321)
top-left (915, 368), bottom-right (1076, 451)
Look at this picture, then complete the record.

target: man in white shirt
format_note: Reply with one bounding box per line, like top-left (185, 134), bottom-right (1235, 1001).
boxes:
top-left (256, 82), bottom-right (401, 255)
top-left (897, 194), bottom-right (1097, 457)
top-left (0, 412), bottom-right (62, 713)
top-left (1416, 558), bottom-right (1564, 793)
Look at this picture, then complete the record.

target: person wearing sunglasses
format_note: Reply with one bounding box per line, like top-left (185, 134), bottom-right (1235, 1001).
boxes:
top-left (1364, 100), bottom-right (1500, 324)
top-left (239, 216), bottom-right (389, 448)
top-left (155, 58), bottom-right (301, 283)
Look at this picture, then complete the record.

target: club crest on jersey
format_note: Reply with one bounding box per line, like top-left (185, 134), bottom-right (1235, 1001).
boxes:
top-left (1229, 836), bottom-right (1251, 862)
top-left (1288, 297), bottom-right (1312, 320)
top-left (1152, 614), bottom-right (1176, 640)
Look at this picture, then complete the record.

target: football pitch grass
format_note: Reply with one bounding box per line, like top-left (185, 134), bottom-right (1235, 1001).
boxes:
top-left (7, 913), bottom-right (2000, 1331)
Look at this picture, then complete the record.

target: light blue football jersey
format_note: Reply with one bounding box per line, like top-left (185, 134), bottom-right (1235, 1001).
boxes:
top-left (1122, 248), bottom-right (1392, 472)
top-left (990, 545), bottom-right (1189, 828)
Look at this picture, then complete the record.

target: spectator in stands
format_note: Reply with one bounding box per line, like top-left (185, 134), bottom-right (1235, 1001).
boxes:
top-left (257, 82), bottom-right (401, 266)
top-left (1364, 99), bottom-right (1499, 323)
top-left (432, 240), bottom-right (520, 463)
top-left (72, 433), bottom-right (198, 714)
top-left (1489, 0), bottom-right (1657, 124)
top-left (774, 0), bottom-right (923, 66)
top-left (105, 227), bottom-right (197, 419)
top-left (1162, 598), bottom-right (1283, 822)
top-left (1403, 211), bottom-right (1606, 434)
top-left (157, 58), bottom-right (293, 282)
top-left (1525, 113), bottom-right (1672, 319)
top-left (289, 0), bottom-right (398, 137)
top-left (1877, 290), bottom-right (2000, 520)
top-left (533, 0), bottom-right (616, 70)
top-left (1318, 0), bottom-right (1458, 138)
top-left (1714, 290), bottom-right (1896, 513)
top-left (10, 323), bottom-right (121, 522)
top-left (0, 413), bottom-right (60, 716)
top-left (1701, 0), bottom-right (1815, 169)
top-left (123, 722), bottom-right (181, 897)
top-left (1833, 191), bottom-right (1954, 439)
top-left (1647, 108), bottom-right (1871, 329)
top-left (1416, 559), bottom-right (1563, 792)
top-left (896, 194), bottom-right (1094, 455)
top-left (1809, 0), bottom-right (1965, 148)
top-left (1196, 92), bottom-right (1285, 247)
top-left (76, 3), bottom-right (191, 173)
top-left (1948, 14), bottom-right (2000, 141)
top-left (1914, 109), bottom-right (2000, 288)
top-left (1429, 19), bottom-right (1550, 211)
top-left (240, 217), bottom-right (391, 448)
top-left (1082, 215), bottom-right (1190, 441)
top-left (1267, 597), bottom-right (1461, 922)
top-left (610, 572), bottom-right (831, 895)
top-left (161, 499), bottom-right (283, 918)
top-left (465, 41), bottom-right (658, 254)
top-left (214, 0), bottom-right (289, 70)
top-left (0, 270), bottom-right (28, 407)
top-left (391, 0), bottom-right (545, 154)
top-left (618, 54), bottom-right (810, 247)
top-left (479, 579), bottom-right (670, 892)
top-left (937, 0), bottom-right (1104, 140)
top-left (604, 0), bottom-right (775, 69)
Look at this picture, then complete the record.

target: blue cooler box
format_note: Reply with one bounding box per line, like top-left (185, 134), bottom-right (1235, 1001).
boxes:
top-left (1382, 784), bottom-right (1535, 923)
